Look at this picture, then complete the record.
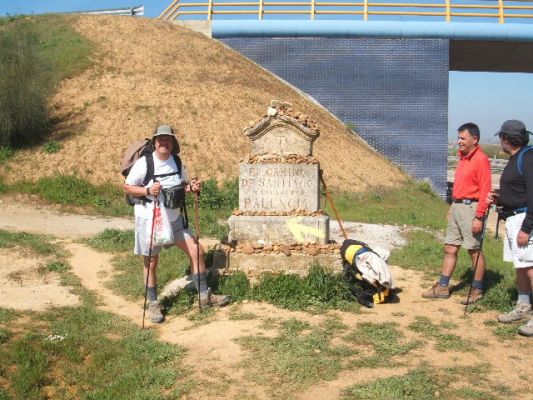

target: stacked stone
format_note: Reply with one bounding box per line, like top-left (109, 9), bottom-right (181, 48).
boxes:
top-left (243, 153), bottom-right (319, 165)
top-left (232, 209), bottom-right (325, 217)
top-left (246, 100), bottom-right (320, 132)
top-left (218, 242), bottom-right (340, 256)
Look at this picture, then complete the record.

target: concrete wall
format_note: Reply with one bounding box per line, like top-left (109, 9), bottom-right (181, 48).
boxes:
top-left (220, 37), bottom-right (449, 195)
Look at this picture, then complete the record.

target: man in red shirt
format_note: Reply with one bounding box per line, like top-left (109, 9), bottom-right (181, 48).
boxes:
top-left (422, 122), bottom-right (492, 304)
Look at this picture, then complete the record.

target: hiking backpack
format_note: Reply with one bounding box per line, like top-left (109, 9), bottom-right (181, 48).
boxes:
top-left (517, 146), bottom-right (533, 176)
top-left (340, 239), bottom-right (394, 308)
top-left (121, 140), bottom-right (186, 227)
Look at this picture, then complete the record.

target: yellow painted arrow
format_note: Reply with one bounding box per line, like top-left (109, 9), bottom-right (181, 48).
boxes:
top-left (286, 217), bottom-right (325, 243)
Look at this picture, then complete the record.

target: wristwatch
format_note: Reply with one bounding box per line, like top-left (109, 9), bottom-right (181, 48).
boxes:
top-left (474, 215), bottom-right (484, 221)
top-left (146, 186), bottom-right (150, 196)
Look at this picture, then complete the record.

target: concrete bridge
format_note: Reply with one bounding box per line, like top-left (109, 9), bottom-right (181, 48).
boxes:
top-left (160, 0), bottom-right (533, 195)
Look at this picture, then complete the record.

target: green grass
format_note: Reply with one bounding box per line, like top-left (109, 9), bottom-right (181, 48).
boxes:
top-left (483, 319), bottom-right (521, 340)
top-left (0, 229), bottom-right (64, 256)
top-left (237, 316), bottom-right (355, 399)
top-left (0, 15), bottom-right (92, 148)
top-left (84, 229), bottom-right (134, 253)
top-left (324, 180), bottom-right (448, 229)
top-left (0, 307), bottom-right (193, 400)
top-left (408, 316), bottom-right (474, 352)
top-left (342, 364), bottom-right (510, 400)
top-left (345, 322), bottom-right (422, 368)
top-left (390, 229), bottom-right (517, 312)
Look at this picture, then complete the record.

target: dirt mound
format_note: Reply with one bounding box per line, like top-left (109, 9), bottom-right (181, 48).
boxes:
top-left (1, 15), bottom-right (406, 191)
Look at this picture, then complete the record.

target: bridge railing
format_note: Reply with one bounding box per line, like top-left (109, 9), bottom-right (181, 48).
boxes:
top-left (160, 0), bottom-right (533, 22)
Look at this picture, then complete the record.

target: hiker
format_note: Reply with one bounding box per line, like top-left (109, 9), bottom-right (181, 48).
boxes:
top-left (422, 122), bottom-right (492, 304)
top-left (124, 124), bottom-right (229, 323)
top-left (490, 120), bottom-right (533, 337)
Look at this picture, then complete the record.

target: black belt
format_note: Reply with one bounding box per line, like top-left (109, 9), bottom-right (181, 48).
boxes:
top-left (497, 207), bottom-right (528, 220)
top-left (452, 198), bottom-right (478, 204)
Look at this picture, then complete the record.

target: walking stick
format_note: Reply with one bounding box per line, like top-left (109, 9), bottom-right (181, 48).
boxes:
top-left (142, 197), bottom-right (159, 329)
top-left (194, 189), bottom-right (202, 311)
top-left (319, 170), bottom-right (348, 241)
top-left (464, 207), bottom-right (490, 316)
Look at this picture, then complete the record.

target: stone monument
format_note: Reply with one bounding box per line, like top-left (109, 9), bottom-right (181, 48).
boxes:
top-left (228, 100), bottom-right (329, 246)
top-left (211, 101), bottom-right (340, 277)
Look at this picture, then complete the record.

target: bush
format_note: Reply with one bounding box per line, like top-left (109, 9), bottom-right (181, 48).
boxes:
top-left (0, 16), bottom-right (92, 148)
top-left (0, 21), bottom-right (52, 147)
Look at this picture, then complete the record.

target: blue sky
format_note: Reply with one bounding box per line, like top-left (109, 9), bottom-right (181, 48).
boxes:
top-left (2, 0), bottom-right (533, 142)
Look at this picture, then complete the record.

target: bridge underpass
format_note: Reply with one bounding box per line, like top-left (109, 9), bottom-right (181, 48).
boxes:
top-left (161, 1), bottom-right (533, 195)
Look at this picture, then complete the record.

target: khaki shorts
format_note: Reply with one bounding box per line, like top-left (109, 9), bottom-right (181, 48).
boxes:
top-left (504, 213), bottom-right (533, 269)
top-left (444, 202), bottom-right (482, 250)
top-left (134, 215), bottom-right (194, 256)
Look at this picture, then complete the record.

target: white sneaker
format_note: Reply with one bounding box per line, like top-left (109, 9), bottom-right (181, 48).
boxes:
top-left (497, 303), bottom-right (532, 323)
top-left (518, 317), bottom-right (533, 337)
top-left (148, 301), bottom-right (164, 323)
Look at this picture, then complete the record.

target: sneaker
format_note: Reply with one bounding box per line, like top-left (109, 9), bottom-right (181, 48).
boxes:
top-left (460, 288), bottom-right (483, 305)
top-left (148, 301), bottom-right (165, 323)
top-left (200, 288), bottom-right (230, 310)
top-left (421, 283), bottom-right (450, 299)
top-left (518, 317), bottom-right (533, 337)
top-left (497, 303), bottom-right (532, 323)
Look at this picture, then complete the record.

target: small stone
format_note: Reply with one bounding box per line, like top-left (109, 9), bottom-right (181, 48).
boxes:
top-left (242, 243), bottom-right (254, 254)
top-left (280, 245), bottom-right (291, 256)
top-left (305, 246), bottom-right (320, 256)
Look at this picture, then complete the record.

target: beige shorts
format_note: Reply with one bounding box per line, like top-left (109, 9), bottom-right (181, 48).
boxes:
top-left (134, 215), bottom-right (193, 256)
top-left (444, 202), bottom-right (482, 250)
top-left (503, 213), bottom-right (533, 269)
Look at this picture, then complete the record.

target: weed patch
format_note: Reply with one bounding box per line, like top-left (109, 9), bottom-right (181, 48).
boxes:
top-left (84, 229), bottom-right (134, 253)
top-left (237, 317), bottom-right (354, 398)
top-left (390, 230), bottom-right (516, 312)
top-left (345, 322), bottom-right (421, 368)
top-left (408, 316), bottom-right (474, 352)
top-left (0, 229), bottom-right (63, 257)
top-left (483, 319), bottom-right (520, 340)
top-left (0, 15), bottom-right (92, 148)
top-left (342, 364), bottom-right (509, 400)
top-left (325, 180), bottom-right (447, 228)
top-left (0, 307), bottom-right (192, 399)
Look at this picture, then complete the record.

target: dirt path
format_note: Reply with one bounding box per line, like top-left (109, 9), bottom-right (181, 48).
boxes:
top-left (1, 196), bottom-right (532, 399)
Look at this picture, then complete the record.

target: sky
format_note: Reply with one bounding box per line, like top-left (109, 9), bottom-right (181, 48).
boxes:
top-left (1, 0), bottom-right (533, 143)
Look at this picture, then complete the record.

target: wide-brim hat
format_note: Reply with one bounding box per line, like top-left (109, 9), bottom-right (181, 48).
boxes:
top-left (494, 119), bottom-right (532, 139)
top-left (152, 124), bottom-right (180, 154)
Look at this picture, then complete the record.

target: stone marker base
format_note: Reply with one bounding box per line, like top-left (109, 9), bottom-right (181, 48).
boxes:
top-left (228, 214), bottom-right (329, 245)
top-left (212, 250), bottom-right (342, 278)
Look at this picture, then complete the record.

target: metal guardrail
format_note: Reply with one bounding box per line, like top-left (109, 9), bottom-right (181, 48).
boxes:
top-left (159, 0), bottom-right (533, 22)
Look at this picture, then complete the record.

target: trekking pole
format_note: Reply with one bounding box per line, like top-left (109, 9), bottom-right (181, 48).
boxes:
top-left (194, 188), bottom-right (202, 311)
top-left (142, 197), bottom-right (159, 329)
top-left (464, 207), bottom-right (490, 316)
top-left (319, 170), bottom-right (348, 240)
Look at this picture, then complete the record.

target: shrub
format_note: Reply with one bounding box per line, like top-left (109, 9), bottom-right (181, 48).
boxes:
top-left (0, 16), bottom-right (92, 148)
top-left (0, 21), bottom-right (52, 147)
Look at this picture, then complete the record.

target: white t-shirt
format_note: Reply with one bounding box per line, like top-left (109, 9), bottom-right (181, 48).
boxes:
top-left (125, 152), bottom-right (188, 221)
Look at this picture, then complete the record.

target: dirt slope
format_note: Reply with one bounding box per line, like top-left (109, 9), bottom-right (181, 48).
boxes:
top-left (1, 15), bottom-right (406, 191)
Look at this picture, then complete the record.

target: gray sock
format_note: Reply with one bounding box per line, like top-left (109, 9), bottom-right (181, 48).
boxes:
top-left (438, 275), bottom-right (451, 287)
top-left (192, 273), bottom-right (208, 295)
top-left (147, 286), bottom-right (157, 302)
top-left (517, 291), bottom-right (531, 305)
top-left (472, 280), bottom-right (483, 290)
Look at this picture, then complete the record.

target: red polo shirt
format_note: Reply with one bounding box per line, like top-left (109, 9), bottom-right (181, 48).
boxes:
top-left (452, 146), bottom-right (492, 218)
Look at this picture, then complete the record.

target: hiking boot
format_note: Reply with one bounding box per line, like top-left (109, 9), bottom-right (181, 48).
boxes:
top-left (200, 288), bottom-right (230, 310)
top-left (421, 283), bottom-right (450, 299)
top-left (460, 288), bottom-right (483, 305)
top-left (149, 301), bottom-right (165, 323)
top-left (497, 303), bottom-right (532, 323)
top-left (518, 317), bottom-right (533, 337)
